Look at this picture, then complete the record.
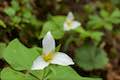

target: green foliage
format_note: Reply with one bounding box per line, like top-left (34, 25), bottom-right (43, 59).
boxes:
top-left (4, 0), bottom-right (19, 17)
top-left (4, 0), bottom-right (42, 28)
top-left (75, 27), bottom-right (103, 44)
top-left (87, 9), bottom-right (120, 30)
top-left (31, 65), bottom-right (102, 80)
top-left (1, 0), bottom-right (120, 79)
top-left (3, 39), bottom-right (39, 70)
top-left (55, 44), bottom-right (61, 52)
top-left (111, 0), bottom-right (120, 5)
top-left (0, 43), bottom-right (6, 59)
top-left (75, 44), bottom-right (108, 70)
top-left (1, 39), bottom-right (102, 80)
top-left (11, 0), bottom-right (20, 12)
top-left (1, 66), bottom-right (102, 80)
top-left (1, 67), bottom-right (37, 80)
top-left (4, 7), bottom-right (16, 17)
top-left (84, 4), bottom-right (95, 14)
top-left (109, 9), bottom-right (120, 24)
top-left (31, 47), bottom-right (42, 55)
top-left (47, 65), bottom-right (81, 80)
top-left (40, 16), bottom-right (65, 39)
top-left (0, 20), bottom-right (6, 28)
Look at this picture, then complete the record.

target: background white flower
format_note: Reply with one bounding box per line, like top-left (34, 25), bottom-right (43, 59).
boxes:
top-left (31, 32), bottom-right (74, 70)
top-left (64, 12), bottom-right (81, 31)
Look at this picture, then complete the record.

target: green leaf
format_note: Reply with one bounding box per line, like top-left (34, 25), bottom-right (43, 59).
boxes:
top-left (75, 44), bottom-right (108, 70)
top-left (30, 69), bottom-right (45, 80)
top-left (22, 10), bottom-right (32, 19)
top-left (109, 9), bottom-right (120, 24)
top-left (30, 47), bottom-right (42, 55)
top-left (11, 0), bottom-right (20, 12)
top-left (55, 44), bottom-right (61, 52)
top-left (40, 16), bottom-right (65, 39)
top-left (90, 31), bottom-right (104, 44)
top-left (3, 39), bottom-right (40, 70)
top-left (75, 27), bottom-right (86, 34)
top-left (87, 15), bottom-right (104, 29)
top-left (0, 43), bottom-right (6, 59)
top-left (11, 16), bottom-right (21, 24)
top-left (80, 31), bottom-right (90, 39)
top-left (1, 67), bottom-right (37, 80)
top-left (47, 66), bottom-right (83, 80)
top-left (100, 10), bottom-right (109, 18)
top-left (31, 65), bottom-right (102, 80)
top-left (104, 23), bottom-right (113, 30)
top-left (30, 16), bottom-right (42, 27)
top-left (0, 20), bottom-right (6, 28)
top-left (4, 7), bottom-right (16, 16)
top-left (51, 16), bottom-right (66, 28)
top-left (111, 9), bottom-right (120, 18)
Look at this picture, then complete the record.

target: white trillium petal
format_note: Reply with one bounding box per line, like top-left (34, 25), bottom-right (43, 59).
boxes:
top-left (42, 32), bottom-right (55, 54)
top-left (67, 12), bottom-right (74, 20)
top-left (71, 21), bottom-right (81, 29)
top-left (31, 56), bottom-right (49, 70)
top-left (51, 52), bottom-right (74, 66)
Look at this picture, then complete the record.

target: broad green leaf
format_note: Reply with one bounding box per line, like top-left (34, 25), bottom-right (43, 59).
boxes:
top-left (47, 65), bottom-right (83, 80)
top-left (1, 67), bottom-right (37, 80)
top-left (75, 44), bottom-right (108, 70)
top-left (0, 20), bottom-right (6, 28)
top-left (51, 16), bottom-right (66, 28)
top-left (30, 47), bottom-right (42, 55)
top-left (3, 39), bottom-right (40, 70)
top-left (40, 16), bottom-right (65, 39)
top-left (30, 70), bottom-right (45, 80)
top-left (31, 65), bottom-right (102, 80)
top-left (0, 43), bottom-right (6, 59)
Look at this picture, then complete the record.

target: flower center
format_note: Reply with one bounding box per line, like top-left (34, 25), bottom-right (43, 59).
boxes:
top-left (66, 20), bottom-right (73, 28)
top-left (43, 52), bottom-right (54, 62)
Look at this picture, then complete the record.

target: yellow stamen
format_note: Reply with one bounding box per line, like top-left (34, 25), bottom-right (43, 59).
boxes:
top-left (43, 52), bottom-right (54, 62)
top-left (66, 20), bottom-right (72, 28)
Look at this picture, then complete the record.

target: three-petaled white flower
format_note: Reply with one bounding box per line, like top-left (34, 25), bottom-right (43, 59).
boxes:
top-left (64, 12), bottom-right (81, 31)
top-left (31, 32), bottom-right (74, 70)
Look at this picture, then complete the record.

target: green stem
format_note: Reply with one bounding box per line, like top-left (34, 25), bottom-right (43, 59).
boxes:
top-left (64, 35), bottom-right (74, 52)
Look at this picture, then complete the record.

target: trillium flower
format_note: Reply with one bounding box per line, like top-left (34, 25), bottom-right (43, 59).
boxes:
top-left (64, 12), bottom-right (81, 31)
top-left (31, 32), bottom-right (74, 70)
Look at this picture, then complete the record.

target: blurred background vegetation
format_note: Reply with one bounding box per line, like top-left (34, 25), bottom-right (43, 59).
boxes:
top-left (0, 0), bottom-right (120, 80)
